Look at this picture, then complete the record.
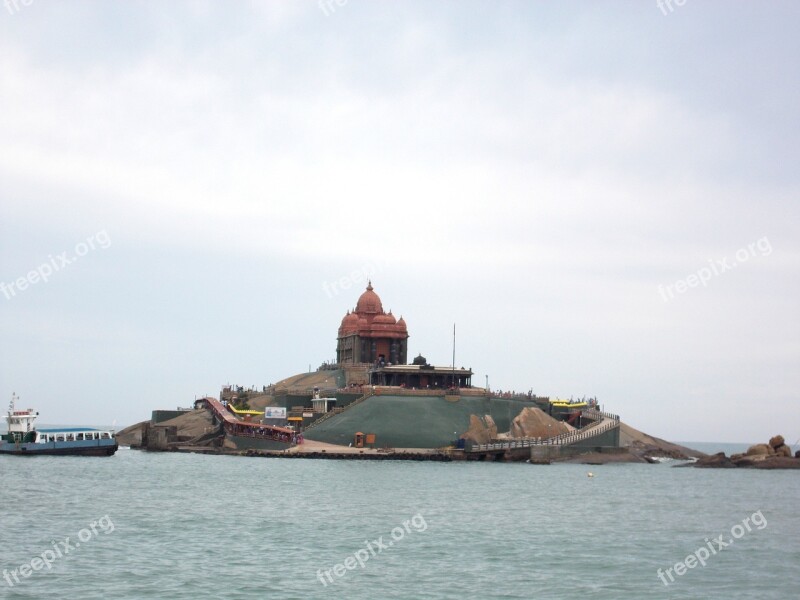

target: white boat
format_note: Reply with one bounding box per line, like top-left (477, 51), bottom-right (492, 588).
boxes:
top-left (0, 394), bottom-right (117, 456)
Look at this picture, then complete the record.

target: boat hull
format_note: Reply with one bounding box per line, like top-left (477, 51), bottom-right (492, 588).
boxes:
top-left (0, 440), bottom-right (118, 456)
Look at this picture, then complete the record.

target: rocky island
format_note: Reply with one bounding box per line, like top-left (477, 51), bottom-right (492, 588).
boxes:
top-left (116, 283), bottom-right (788, 466)
top-left (686, 435), bottom-right (800, 469)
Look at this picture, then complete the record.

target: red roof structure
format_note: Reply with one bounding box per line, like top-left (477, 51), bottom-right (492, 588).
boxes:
top-left (336, 282), bottom-right (409, 365)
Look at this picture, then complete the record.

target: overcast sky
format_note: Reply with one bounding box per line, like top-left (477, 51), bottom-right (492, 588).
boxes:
top-left (1, 1), bottom-right (798, 443)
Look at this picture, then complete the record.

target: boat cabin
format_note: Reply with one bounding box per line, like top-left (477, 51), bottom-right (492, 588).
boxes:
top-left (35, 428), bottom-right (115, 444)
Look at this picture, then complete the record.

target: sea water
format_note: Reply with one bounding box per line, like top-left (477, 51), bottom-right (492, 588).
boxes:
top-left (1, 449), bottom-right (798, 599)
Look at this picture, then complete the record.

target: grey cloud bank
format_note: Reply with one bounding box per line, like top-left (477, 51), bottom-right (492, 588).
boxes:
top-left (0, 2), bottom-right (798, 443)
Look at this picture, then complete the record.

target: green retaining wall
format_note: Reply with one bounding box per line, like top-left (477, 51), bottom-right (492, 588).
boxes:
top-left (567, 426), bottom-right (620, 449)
top-left (151, 410), bottom-right (191, 424)
top-left (333, 392), bottom-right (363, 408)
top-left (271, 392), bottom-right (361, 412)
top-left (304, 394), bottom-right (539, 449)
top-left (285, 394), bottom-right (313, 408)
top-left (269, 393), bottom-right (313, 409)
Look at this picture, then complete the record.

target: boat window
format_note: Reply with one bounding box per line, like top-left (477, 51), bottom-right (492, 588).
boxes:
top-left (66, 434), bottom-right (74, 441)
top-left (101, 432), bottom-right (110, 439)
top-left (76, 433), bottom-right (84, 441)
top-left (57, 435), bottom-right (65, 442)
top-left (92, 432), bottom-right (99, 440)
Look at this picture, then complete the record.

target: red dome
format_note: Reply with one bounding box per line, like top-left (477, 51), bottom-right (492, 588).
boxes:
top-left (355, 282), bottom-right (383, 314)
top-left (372, 313), bottom-right (396, 325)
top-left (336, 282), bottom-right (410, 366)
top-left (339, 311), bottom-right (359, 334)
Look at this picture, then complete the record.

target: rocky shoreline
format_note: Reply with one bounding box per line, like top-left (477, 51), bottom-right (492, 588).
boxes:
top-left (681, 435), bottom-right (800, 469)
top-left (115, 406), bottom-right (796, 467)
top-left (116, 409), bottom-right (708, 464)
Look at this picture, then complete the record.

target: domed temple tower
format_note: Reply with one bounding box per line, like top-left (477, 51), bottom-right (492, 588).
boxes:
top-left (336, 282), bottom-right (409, 366)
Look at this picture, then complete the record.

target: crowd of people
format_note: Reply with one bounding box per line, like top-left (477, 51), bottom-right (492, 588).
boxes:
top-left (226, 422), bottom-right (303, 445)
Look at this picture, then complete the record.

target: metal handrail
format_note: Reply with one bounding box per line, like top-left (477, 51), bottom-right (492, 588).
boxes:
top-left (467, 411), bottom-right (621, 452)
top-left (302, 390), bottom-right (375, 432)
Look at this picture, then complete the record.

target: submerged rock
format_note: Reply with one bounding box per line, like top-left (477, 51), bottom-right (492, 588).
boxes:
top-left (692, 452), bottom-right (738, 468)
top-left (750, 457), bottom-right (800, 469)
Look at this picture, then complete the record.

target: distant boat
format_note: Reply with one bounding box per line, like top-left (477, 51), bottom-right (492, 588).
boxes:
top-left (0, 394), bottom-right (117, 456)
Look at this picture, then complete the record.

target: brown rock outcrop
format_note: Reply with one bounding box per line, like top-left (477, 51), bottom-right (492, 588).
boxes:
top-left (688, 434), bottom-right (799, 469)
top-left (157, 409), bottom-right (215, 439)
top-left (509, 407), bottom-right (570, 439)
top-left (769, 435), bottom-right (785, 449)
top-left (732, 453), bottom-right (768, 467)
top-left (116, 410), bottom-right (218, 449)
top-left (693, 452), bottom-right (738, 468)
top-left (116, 421), bottom-right (147, 446)
top-left (619, 423), bottom-right (706, 459)
top-left (751, 457), bottom-right (800, 469)
top-left (461, 415), bottom-right (497, 445)
top-left (746, 443), bottom-right (775, 456)
top-left (767, 434), bottom-right (792, 457)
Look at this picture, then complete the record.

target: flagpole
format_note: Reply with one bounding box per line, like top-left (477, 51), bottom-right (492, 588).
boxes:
top-left (452, 323), bottom-right (456, 389)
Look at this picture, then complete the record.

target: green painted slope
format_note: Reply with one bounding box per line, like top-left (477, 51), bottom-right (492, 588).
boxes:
top-left (304, 394), bottom-right (533, 448)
